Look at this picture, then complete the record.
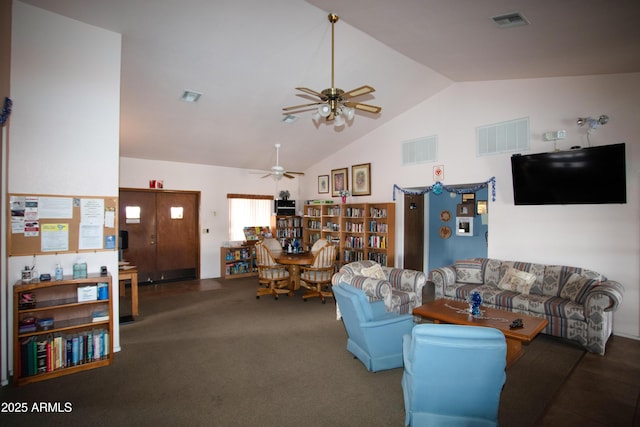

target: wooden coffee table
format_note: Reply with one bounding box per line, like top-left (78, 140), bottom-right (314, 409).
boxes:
top-left (413, 299), bottom-right (548, 368)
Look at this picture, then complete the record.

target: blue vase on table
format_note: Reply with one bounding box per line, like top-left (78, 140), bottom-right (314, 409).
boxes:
top-left (469, 291), bottom-right (482, 317)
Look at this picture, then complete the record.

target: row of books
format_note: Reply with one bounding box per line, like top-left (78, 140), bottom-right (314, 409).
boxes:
top-left (345, 222), bottom-right (365, 233)
top-left (275, 228), bottom-right (302, 238)
top-left (276, 217), bottom-right (302, 228)
top-left (369, 222), bottom-right (389, 233)
top-left (368, 235), bottom-right (387, 249)
top-left (225, 262), bottom-right (255, 275)
top-left (306, 208), bottom-right (322, 217)
top-left (369, 208), bottom-right (389, 218)
top-left (344, 207), bottom-right (365, 217)
top-left (344, 236), bottom-right (366, 249)
top-left (19, 329), bottom-right (110, 378)
top-left (368, 252), bottom-right (388, 265)
top-left (343, 250), bottom-right (365, 263)
top-left (224, 248), bottom-right (254, 261)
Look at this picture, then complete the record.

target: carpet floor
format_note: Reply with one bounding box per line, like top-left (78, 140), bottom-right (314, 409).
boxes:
top-left (0, 277), bottom-right (585, 426)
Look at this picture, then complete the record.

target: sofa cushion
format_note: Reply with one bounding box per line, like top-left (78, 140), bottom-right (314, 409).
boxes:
top-left (560, 273), bottom-right (598, 303)
top-left (501, 261), bottom-right (546, 295)
top-left (497, 267), bottom-right (536, 294)
top-left (455, 259), bottom-right (486, 284)
top-left (360, 263), bottom-right (386, 280)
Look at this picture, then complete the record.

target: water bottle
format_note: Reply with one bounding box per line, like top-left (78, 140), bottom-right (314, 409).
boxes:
top-left (55, 264), bottom-right (63, 281)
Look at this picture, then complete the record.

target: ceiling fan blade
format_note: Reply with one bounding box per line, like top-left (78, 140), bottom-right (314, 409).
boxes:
top-left (261, 174), bottom-right (271, 179)
top-left (282, 102), bottom-right (323, 112)
top-left (296, 87), bottom-right (326, 99)
top-left (283, 173), bottom-right (296, 179)
top-left (343, 85), bottom-right (375, 99)
top-left (345, 101), bottom-right (382, 114)
top-left (285, 171), bottom-right (305, 176)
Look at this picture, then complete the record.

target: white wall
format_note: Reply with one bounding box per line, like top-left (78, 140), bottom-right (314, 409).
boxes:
top-left (299, 73), bottom-right (640, 340)
top-left (119, 157), bottom-right (303, 279)
top-left (4, 2), bottom-right (121, 383)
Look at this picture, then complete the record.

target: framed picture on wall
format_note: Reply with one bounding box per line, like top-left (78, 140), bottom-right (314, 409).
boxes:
top-left (331, 168), bottom-right (348, 197)
top-left (351, 163), bottom-right (371, 196)
top-left (318, 175), bottom-right (329, 194)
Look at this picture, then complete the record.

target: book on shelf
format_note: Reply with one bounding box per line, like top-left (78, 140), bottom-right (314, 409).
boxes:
top-left (92, 310), bottom-right (110, 322)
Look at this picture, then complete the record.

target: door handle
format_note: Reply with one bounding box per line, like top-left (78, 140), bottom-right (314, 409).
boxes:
top-left (150, 234), bottom-right (157, 245)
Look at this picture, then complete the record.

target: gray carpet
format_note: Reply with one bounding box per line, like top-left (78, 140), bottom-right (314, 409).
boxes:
top-left (0, 278), bottom-right (585, 427)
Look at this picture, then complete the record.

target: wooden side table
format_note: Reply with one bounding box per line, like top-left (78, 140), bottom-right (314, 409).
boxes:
top-left (119, 268), bottom-right (139, 317)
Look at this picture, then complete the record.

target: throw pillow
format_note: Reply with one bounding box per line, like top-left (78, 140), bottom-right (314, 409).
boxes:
top-left (360, 263), bottom-right (386, 280)
top-left (497, 267), bottom-right (536, 294)
top-left (560, 273), bottom-right (597, 303)
top-left (455, 259), bottom-right (485, 284)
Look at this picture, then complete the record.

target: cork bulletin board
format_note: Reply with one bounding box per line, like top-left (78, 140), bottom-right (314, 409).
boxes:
top-left (8, 194), bottom-right (118, 256)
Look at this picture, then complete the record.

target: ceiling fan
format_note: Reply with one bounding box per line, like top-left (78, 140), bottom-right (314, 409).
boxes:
top-left (251, 144), bottom-right (304, 180)
top-left (282, 13), bottom-right (381, 127)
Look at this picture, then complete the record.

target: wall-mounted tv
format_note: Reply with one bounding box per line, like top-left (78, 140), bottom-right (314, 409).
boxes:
top-left (511, 143), bottom-right (626, 205)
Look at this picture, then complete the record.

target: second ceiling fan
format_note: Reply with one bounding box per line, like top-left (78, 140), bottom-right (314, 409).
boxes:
top-left (282, 13), bottom-right (381, 127)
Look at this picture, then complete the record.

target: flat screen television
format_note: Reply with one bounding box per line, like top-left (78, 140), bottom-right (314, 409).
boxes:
top-left (511, 143), bottom-right (626, 205)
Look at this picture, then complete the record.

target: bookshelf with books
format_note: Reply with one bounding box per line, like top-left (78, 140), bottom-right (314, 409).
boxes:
top-left (303, 202), bottom-right (395, 267)
top-left (220, 245), bottom-right (257, 279)
top-left (365, 203), bottom-right (395, 266)
top-left (302, 205), bottom-right (323, 250)
top-left (270, 215), bottom-right (303, 248)
top-left (343, 203), bottom-right (367, 264)
top-left (13, 274), bottom-right (113, 385)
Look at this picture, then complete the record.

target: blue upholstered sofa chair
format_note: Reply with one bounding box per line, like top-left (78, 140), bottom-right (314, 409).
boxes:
top-left (402, 324), bottom-right (507, 427)
top-left (333, 282), bottom-right (415, 372)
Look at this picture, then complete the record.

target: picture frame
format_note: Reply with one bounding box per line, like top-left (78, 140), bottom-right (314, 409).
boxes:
top-left (331, 168), bottom-right (348, 197)
top-left (456, 217), bottom-right (474, 236)
top-left (318, 175), bottom-right (329, 194)
top-left (462, 193), bottom-right (475, 203)
top-left (456, 203), bottom-right (475, 217)
top-left (477, 200), bottom-right (488, 215)
top-left (351, 163), bottom-right (371, 196)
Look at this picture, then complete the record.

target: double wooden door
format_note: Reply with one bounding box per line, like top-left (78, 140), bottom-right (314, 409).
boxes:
top-left (119, 189), bottom-right (200, 283)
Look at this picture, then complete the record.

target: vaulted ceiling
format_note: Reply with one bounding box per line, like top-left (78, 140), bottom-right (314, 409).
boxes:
top-left (19, 0), bottom-right (640, 174)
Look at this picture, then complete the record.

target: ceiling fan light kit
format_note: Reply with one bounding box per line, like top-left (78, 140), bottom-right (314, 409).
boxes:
top-left (283, 13), bottom-right (381, 128)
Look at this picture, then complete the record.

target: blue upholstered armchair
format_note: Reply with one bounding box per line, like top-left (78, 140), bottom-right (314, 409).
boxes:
top-left (402, 324), bottom-right (507, 427)
top-left (333, 282), bottom-right (415, 372)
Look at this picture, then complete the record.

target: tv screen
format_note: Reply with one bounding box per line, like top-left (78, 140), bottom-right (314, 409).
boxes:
top-left (511, 143), bottom-right (626, 205)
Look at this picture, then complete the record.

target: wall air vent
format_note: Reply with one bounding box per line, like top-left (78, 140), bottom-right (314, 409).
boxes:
top-left (402, 135), bottom-right (438, 165)
top-left (491, 12), bottom-right (529, 28)
top-left (476, 117), bottom-right (529, 156)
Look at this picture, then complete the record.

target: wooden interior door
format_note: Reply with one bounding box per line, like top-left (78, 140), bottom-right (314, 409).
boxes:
top-left (119, 189), bottom-right (199, 283)
top-left (120, 190), bottom-right (158, 282)
top-left (155, 192), bottom-right (198, 281)
top-left (403, 193), bottom-right (424, 271)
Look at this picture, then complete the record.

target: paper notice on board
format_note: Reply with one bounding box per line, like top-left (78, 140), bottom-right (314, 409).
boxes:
top-left (39, 197), bottom-right (73, 219)
top-left (78, 223), bottom-right (104, 250)
top-left (41, 224), bottom-right (69, 252)
top-left (81, 198), bottom-right (105, 226)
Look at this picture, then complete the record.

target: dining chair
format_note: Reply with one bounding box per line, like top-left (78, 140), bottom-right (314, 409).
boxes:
top-left (300, 244), bottom-right (337, 303)
top-left (310, 238), bottom-right (329, 254)
top-left (262, 237), bottom-right (283, 253)
top-left (254, 240), bottom-right (291, 300)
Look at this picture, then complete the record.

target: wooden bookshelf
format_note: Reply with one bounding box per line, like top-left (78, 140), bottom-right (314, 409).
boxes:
top-left (270, 215), bottom-right (303, 248)
top-left (303, 202), bottom-right (395, 267)
top-left (13, 274), bottom-right (113, 385)
top-left (220, 245), bottom-right (257, 279)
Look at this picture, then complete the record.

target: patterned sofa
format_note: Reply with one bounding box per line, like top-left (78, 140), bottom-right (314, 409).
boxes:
top-left (428, 258), bottom-right (625, 355)
top-left (331, 260), bottom-right (427, 315)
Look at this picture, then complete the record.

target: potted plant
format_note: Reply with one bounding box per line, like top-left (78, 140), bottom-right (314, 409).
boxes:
top-left (279, 190), bottom-right (290, 200)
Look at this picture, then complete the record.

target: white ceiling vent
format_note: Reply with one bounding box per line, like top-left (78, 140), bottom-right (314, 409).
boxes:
top-left (491, 12), bottom-right (529, 28)
top-left (180, 90), bottom-right (202, 103)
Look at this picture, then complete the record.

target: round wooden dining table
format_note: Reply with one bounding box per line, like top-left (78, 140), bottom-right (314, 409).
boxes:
top-left (273, 251), bottom-right (314, 294)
